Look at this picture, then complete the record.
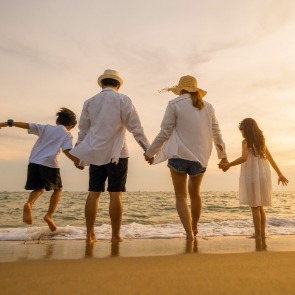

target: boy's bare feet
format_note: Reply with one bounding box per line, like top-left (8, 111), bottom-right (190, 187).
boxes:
top-left (43, 214), bottom-right (57, 232)
top-left (23, 203), bottom-right (33, 224)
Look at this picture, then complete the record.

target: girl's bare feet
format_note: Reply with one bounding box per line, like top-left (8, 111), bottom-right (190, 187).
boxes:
top-left (111, 235), bottom-right (123, 243)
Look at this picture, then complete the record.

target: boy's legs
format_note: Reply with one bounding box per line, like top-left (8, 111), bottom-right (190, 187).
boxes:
top-left (170, 169), bottom-right (194, 241)
top-left (109, 192), bottom-right (123, 242)
top-left (23, 189), bottom-right (45, 224)
top-left (85, 191), bottom-right (100, 244)
top-left (188, 174), bottom-right (204, 236)
top-left (44, 188), bottom-right (62, 232)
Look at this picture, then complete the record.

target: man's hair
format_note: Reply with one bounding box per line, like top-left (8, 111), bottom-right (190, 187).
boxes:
top-left (56, 107), bottom-right (77, 127)
top-left (101, 78), bottom-right (120, 87)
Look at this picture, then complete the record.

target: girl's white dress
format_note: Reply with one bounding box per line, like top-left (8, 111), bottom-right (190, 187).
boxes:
top-left (239, 152), bottom-right (272, 207)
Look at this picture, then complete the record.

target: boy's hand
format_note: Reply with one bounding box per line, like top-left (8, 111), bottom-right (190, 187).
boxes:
top-left (278, 175), bottom-right (288, 186)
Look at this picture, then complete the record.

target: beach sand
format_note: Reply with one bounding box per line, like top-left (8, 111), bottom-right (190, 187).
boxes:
top-left (1, 236), bottom-right (295, 294)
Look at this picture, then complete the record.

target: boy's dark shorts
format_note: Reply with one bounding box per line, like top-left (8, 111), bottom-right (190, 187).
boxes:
top-left (25, 163), bottom-right (63, 191)
top-left (168, 158), bottom-right (206, 176)
top-left (89, 158), bottom-right (128, 192)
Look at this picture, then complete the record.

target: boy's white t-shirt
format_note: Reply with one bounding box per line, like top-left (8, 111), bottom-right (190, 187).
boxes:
top-left (28, 123), bottom-right (73, 168)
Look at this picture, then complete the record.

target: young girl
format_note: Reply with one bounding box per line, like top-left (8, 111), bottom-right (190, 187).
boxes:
top-left (219, 118), bottom-right (288, 239)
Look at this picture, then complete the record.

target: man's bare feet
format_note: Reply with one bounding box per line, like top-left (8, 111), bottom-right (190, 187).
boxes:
top-left (111, 235), bottom-right (123, 243)
top-left (23, 203), bottom-right (33, 224)
top-left (43, 214), bottom-right (57, 232)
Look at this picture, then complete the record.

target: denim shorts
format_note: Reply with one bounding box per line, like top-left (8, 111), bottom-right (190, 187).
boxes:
top-left (168, 158), bottom-right (206, 176)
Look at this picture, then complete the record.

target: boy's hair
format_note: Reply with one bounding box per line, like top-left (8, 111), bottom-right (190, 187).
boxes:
top-left (101, 78), bottom-right (120, 87)
top-left (56, 107), bottom-right (77, 128)
top-left (239, 118), bottom-right (265, 158)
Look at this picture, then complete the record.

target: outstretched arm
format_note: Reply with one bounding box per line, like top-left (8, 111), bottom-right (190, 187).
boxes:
top-left (10, 122), bottom-right (30, 129)
top-left (265, 147), bottom-right (288, 185)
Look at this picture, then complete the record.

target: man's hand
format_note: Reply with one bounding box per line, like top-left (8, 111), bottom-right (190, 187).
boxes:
top-left (144, 153), bottom-right (154, 165)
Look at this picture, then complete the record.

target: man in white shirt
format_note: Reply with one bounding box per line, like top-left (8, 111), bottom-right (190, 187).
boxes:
top-left (71, 69), bottom-right (150, 244)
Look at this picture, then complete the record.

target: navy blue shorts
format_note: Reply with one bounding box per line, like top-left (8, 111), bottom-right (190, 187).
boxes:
top-left (89, 158), bottom-right (128, 192)
top-left (168, 158), bottom-right (206, 176)
top-left (25, 163), bottom-right (62, 191)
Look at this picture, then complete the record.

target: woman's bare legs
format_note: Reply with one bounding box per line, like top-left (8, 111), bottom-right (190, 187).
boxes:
top-left (44, 188), bottom-right (62, 232)
top-left (188, 174), bottom-right (204, 236)
top-left (170, 169), bottom-right (194, 241)
top-left (85, 191), bottom-right (100, 244)
top-left (109, 192), bottom-right (123, 242)
top-left (23, 189), bottom-right (45, 224)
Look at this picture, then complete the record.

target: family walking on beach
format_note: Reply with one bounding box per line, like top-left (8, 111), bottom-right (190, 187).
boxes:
top-left (0, 69), bottom-right (289, 243)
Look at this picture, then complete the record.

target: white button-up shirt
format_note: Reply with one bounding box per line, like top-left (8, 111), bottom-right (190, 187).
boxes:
top-left (70, 88), bottom-right (150, 165)
top-left (28, 124), bottom-right (73, 168)
top-left (145, 94), bottom-right (227, 167)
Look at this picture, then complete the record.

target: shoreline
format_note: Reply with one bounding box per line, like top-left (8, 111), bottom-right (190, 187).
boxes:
top-left (1, 235), bottom-right (295, 262)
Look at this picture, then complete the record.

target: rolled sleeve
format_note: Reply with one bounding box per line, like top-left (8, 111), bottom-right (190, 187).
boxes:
top-left (211, 107), bottom-right (227, 159)
top-left (121, 96), bottom-right (150, 152)
top-left (146, 103), bottom-right (176, 158)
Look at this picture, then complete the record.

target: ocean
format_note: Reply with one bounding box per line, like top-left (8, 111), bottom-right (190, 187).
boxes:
top-left (0, 191), bottom-right (295, 241)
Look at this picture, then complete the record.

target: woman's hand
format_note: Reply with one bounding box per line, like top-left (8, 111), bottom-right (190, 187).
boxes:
top-left (278, 175), bottom-right (288, 186)
top-left (144, 153), bottom-right (154, 165)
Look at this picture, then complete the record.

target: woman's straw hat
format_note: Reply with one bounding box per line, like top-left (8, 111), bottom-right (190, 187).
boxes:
top-left (162, 75), bottom-right (207, 98)
top-left (97, 69), bottom-right (123, 87)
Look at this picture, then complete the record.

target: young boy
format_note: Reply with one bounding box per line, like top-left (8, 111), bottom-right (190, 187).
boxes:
top-left (1, 108), bottom-right (81, 232)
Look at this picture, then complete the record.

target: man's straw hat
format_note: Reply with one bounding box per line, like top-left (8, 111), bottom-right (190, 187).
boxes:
top-left (97, 69), bottom-right (123, 87)
top-left (161, 75), bottom-right (207, 98)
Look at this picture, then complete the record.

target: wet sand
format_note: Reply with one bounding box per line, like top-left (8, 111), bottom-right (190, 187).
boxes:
top-left (1, 236), bottom-right (295, 294)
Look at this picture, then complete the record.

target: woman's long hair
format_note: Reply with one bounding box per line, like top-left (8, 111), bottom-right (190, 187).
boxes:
top-left (181, 90), bottom-right (204, 110)
top-left (239, 118), bottom-right (265, 157)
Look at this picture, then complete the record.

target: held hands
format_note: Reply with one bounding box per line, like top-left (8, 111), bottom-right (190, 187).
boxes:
top-left (278, 174), bottom-right (288, 186)
top-left (0, 122), bottom-right (8, 129)
top-left (218, 158), bottom-right (230, 172)
top-left (144, 153), bottom-right (154, 165)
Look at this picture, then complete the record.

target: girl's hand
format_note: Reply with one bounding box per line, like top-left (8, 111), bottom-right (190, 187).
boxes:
top-left (219, 162), bottom-right (230, 171)
top-left (278, 175), bottom-right (289, 186)
top-left (0, 122), bottom-right (8, 129)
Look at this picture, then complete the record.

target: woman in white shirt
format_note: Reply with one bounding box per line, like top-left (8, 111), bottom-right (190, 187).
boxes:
top-left (145, 75), bottom-right (228, 240)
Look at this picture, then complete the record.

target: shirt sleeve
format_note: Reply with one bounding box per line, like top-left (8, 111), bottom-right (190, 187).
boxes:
top-left (61, 133), bottom-right (74, 151)
top-left (120, 95), bottom-right (150, 151)
top-left (145, 102), bottom-right (176, 158)
top-left (76, 100), bottom-right (91, 145)
top-left (28, 123), bottom-right (46, 136)
top-left (211, 105), bottom-right (227, 159)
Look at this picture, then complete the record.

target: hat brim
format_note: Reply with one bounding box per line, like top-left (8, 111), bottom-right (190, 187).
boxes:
top-left (97, 74), bottom-right (123, 87)
top-left (171, 86), bottom-right (207, 98)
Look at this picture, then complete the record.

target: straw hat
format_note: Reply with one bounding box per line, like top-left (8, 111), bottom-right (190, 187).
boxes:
top-left (162, 75), bottom-right (207, 98)
top-left (97, 69), bottom-right (123, 87)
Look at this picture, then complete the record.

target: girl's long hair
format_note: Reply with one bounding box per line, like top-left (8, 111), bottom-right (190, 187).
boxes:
top-left (239, 118), bottom-right (265, 157)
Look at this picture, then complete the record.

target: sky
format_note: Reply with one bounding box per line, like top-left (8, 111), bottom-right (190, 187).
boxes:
top-left (0, 0), bottom-right (294, 192)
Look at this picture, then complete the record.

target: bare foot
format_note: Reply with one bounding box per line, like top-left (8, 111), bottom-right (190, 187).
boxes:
top-left (23, 203), bottom-right (33, 224)
top-left (193, 228), bottom-right (198, 237)
top-left (111, 236), bottom-right (123, 243)
top-left (86, 233), bottom-right (97, 244)
top-left (43, 214), bottom-right (57, 232)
